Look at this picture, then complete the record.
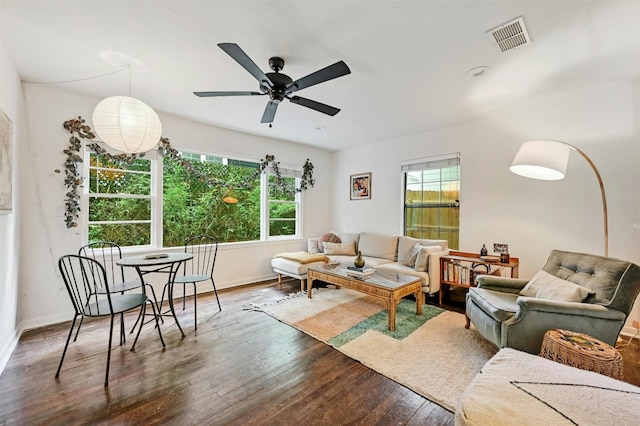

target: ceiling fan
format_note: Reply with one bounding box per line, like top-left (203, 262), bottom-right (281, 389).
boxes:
top-left (194, 43), bottom-right (351, 125)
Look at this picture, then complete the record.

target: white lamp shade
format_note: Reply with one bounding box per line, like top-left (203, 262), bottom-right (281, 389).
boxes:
top-left (92, 96), bottom-right (162, 153)
top-left (509, 140), bottom-right (571, 180)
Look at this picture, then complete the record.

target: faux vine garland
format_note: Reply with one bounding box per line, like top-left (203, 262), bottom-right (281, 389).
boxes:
top-left (60, 116), bottom-right (315, 228)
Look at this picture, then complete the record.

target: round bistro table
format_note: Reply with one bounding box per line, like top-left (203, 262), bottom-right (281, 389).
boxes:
top-left (539, 328), bottom-right (623, 380)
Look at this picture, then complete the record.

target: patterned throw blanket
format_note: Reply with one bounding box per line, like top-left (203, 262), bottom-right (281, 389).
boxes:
top-left (273, 251), bottom-right (328, 264)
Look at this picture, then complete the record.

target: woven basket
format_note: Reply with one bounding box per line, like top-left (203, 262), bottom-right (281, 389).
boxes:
top-left (539, 329), bottom-right (623, 380)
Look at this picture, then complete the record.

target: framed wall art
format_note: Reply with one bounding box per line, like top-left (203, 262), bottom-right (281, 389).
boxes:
top-left (350, 172), bottom-right (371, 200)
top-left (0, 108), bottom-right (12, 214)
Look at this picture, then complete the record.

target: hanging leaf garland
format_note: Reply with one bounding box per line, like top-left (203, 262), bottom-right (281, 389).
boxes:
top-left (60, 116), bottom-right (315, 228)
top-left (158, 140), bottom-right (315, 195)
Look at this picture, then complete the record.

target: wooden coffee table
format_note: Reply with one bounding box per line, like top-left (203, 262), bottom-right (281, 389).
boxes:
top-left (307, 264), bottom-right (423, 331)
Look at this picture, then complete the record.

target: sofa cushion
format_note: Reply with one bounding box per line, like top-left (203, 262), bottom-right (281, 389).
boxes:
top-left (468, 288), bottom-right (518, 322)
top-left (519, 270), bottom-right (595, 302)
top-left (323, 241), bottom-right (356, 256)
top-left (271, 257), bottom-right (324, 277)
top-left (414, 245), bottom-right (443, 272)
top-left (358, 232), bottom-right (398, 261)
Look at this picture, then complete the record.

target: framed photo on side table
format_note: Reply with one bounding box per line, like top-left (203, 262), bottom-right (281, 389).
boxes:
top-left (350, 172), bottom-right (371, 200)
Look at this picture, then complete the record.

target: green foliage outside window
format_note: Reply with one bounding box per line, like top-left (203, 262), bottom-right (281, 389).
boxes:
top-left (268, 175), bottom-right (297, 237)
top-left (63, 116), bottom-right (313, 246)
top-left (162, 157), bottom-right (261, 246)
top-left (88, 154), bottom-right (152, 246)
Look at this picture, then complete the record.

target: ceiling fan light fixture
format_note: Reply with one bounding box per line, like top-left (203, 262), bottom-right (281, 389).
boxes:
top-left (92, 96), bottom-right (162, 154)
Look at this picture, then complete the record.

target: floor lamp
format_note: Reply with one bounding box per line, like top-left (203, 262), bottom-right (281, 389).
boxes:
top-left (509, 140), bottom-right (608, 257)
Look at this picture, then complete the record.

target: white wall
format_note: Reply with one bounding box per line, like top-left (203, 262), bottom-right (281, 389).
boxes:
top-left (332, 80), bottom-right (640, 334)
top-left (17, 83), bottom-right (333, 330)
top-left (0, 31), bottom-right (22, 372)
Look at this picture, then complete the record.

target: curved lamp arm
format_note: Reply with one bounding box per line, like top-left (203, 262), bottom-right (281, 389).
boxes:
top-left (510, 140), bottom-right (608, 257)
top-left (565, 142), bottom-right (608, 257)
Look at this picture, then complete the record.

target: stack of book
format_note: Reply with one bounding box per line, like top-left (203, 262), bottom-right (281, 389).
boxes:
top-left (346, 266), bottom-right (375, 279)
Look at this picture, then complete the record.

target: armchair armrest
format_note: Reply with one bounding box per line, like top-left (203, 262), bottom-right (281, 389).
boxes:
top-left (502, 296), bottom-right (628, 350)
top-left (515, 297), bottom-right (627, 321)
top-left (476, 275), bottom-right (529, 294)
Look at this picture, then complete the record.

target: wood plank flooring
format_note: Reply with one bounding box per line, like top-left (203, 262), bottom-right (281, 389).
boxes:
top-left (1, 279), bottom-right (638, 425)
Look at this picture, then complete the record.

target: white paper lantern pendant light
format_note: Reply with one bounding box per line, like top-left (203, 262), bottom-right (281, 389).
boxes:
top-left (92, 95), bottom-right (162, 154)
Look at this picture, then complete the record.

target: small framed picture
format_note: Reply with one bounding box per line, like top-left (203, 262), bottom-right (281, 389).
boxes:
top-left (350, 172), bottom-right (371, 200)
top-left (493, 243), bottom-right (509, 254)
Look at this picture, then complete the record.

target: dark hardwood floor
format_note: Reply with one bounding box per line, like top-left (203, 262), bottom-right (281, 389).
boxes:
top-left (1, 279), bottom-right (638, 425)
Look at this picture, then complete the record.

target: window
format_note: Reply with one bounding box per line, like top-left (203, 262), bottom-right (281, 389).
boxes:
top-left (85, 149), bottom-right (302, 248)
top-left (162, 154), bottom-right (261, 247)
top-left (402, 153), bottom-right (460, 249)
top-left (86, 153), bottom-right (154, 247)
top-left (266, 168), bottom-right (300, 239)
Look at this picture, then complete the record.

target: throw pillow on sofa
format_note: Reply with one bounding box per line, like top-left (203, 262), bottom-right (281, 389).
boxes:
top-left (414, 245), bottom-right (443, 272)
top-left (308, 238), bottom-right (321, 253)
top-left (323, 241), bottom-right (357, 255)
top-left (397, 235), bottom-right (449, 264)
top-left (403, 243), bottom-right (422, 267)
top-left (317, 232), bottom-right (341, 252)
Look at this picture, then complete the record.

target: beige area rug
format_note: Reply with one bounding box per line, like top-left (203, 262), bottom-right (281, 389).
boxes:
top-left (252, 288), bottom-right (498, 412)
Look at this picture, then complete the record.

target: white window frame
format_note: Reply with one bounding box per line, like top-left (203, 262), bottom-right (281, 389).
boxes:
top-left (401, 152), bottom-right (461, 246)
top-left (262, 165), bottom-right (302, 241)
top-left (83, 146), bottom-right (303, 248)
top-left (83, 149), bottom-right (157, 249)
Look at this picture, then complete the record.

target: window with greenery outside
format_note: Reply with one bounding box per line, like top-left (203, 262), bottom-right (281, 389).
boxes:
top-left (88, 153), bottom-right (152, 246)
top-left (268, 174), bottom-right (297, 237)
top-left (162, 155), bottom-right (261, 246)
top-left (64, 116), bottom-right (313, 248)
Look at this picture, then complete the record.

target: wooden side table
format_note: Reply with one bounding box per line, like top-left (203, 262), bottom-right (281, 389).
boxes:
top-left (539, 329), bottom-right (623, 380)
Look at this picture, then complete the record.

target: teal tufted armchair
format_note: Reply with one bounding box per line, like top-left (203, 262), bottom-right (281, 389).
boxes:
top-left (464, 249), bottom-right (640, 354)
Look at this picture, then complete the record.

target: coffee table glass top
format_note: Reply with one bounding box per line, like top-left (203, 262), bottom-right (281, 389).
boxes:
top-left (309, 264), bottom-right (419, 289)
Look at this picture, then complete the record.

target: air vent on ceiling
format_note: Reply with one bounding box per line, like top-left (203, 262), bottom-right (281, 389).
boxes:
top-left (487, 16), bottom-right (531, 52)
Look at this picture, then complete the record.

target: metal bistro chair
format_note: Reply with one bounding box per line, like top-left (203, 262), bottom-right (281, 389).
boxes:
top-left (160, 235), bottom-right (221, 329)
top-left (79, 241), bottom-right (161, 343)
top-left (56, 254), bottom-right (164, 387)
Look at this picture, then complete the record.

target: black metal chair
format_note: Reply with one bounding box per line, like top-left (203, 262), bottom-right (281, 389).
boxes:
top-left (160, 235), bottom-right (221, 329)
top-left (56, 254), bottom-right (164, 387)
top-left (79, 241), bottom-right (161, 341)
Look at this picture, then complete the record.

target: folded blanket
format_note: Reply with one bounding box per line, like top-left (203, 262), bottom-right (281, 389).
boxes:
top-left (273, 251), bottom-right (328, 264)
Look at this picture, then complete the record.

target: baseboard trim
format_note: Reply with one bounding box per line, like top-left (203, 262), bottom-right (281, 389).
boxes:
top-left (621, 324), bottom-right (640, 339)
top-left (0, 324), bottom-right (23, 376)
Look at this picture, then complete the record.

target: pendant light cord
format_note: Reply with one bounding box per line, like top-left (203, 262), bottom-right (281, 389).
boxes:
top-left (22, 66), bottom-right (130, 85)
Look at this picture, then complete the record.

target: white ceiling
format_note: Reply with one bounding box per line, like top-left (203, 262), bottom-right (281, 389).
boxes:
top-left (2, 1), bottom-right (639, 151)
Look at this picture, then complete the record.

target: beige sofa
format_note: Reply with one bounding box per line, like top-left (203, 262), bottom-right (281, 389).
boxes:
top-left (271, 231), bottom-right (449, 295)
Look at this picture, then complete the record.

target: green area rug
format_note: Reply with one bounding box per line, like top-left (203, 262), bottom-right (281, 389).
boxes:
top-left (252, 288), bottom-right (498, 412)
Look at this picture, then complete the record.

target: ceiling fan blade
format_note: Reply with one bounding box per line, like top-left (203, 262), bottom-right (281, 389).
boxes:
top-left (287, 60), bottom-right (351, 93)
top-left (289, 96), bottom-right (340, 116)
top-left (261, 101), bottom-right (279, 123)
top-left (218, 43), bottom-right (273, 87)
top-left (194, 91), bottom-right (263, 97)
